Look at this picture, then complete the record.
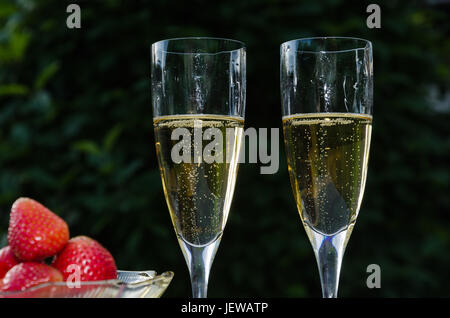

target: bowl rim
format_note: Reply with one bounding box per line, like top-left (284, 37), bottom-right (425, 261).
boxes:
top-left (0, 270), bottom-right (174, 297)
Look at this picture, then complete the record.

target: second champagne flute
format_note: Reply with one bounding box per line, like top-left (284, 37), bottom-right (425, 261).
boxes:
top-left (151, 38), bottom-right (246, 298)
top-left (280, 37), bottom-right (373, 297)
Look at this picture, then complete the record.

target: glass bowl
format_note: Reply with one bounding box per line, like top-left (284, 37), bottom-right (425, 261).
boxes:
top-left (0, 270), bottom-right (174, 298)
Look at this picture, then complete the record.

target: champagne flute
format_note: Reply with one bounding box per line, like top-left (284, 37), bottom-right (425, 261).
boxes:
top-left (151, 37), bottom-right (246, 298)
top-left (280, 37), bottom-right (373, 298)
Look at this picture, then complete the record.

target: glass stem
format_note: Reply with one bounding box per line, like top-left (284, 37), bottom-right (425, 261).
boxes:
top-left (190, 246), bottom-right (209, 298)
top-left (312, 231), bottom-right (347, 298)
top-left (178, 236), bottom-right (222, 298)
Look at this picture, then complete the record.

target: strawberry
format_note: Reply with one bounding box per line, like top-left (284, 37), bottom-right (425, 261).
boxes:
top-left (0, 246), bottom-right (20, 279)
top-left (0, 262), bottom-right (63, 292)
top-left (8, 197), bottom-right (69, 261)
top-left (52, 236), bottom-right (117, 281)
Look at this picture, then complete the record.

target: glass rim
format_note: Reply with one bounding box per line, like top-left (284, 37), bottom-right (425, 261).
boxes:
top-left (281, 36), bottom-right (372, 54)
top-left (151, 37), bottom-right (246, 55)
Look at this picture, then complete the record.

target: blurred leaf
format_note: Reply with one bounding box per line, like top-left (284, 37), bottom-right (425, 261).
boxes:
top-left (0, 3), bottom-right (17, 19)
top-left (0, 84), bottom-right (29, 96)
top-left (0, 31), bottom-right (30, 63)
top-left (72, 140), bottom-right (101, 155)
top-left (34, 61), bottom-right (59, 90)
top-left (103, 123), bottom-right (124, 151)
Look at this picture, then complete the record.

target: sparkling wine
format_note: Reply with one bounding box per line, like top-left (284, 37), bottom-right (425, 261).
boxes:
top-left (154, 114), bottom-right (244, 247)
top-left (282, 113), bottom-right (372, 242)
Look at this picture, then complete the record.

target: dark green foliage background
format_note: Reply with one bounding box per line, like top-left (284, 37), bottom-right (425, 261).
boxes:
top-left (0, 0), bottom-right (449, 297)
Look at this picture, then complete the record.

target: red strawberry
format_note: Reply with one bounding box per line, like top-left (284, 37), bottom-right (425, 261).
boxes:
top-left (52, 236), bottom-right (117, 281)
top-left (0, 262), bottom-right (63, 292)
top-left (0, 246), bottom-right (20, 279)
top-left (8, 197), bottom-right (69, 261)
